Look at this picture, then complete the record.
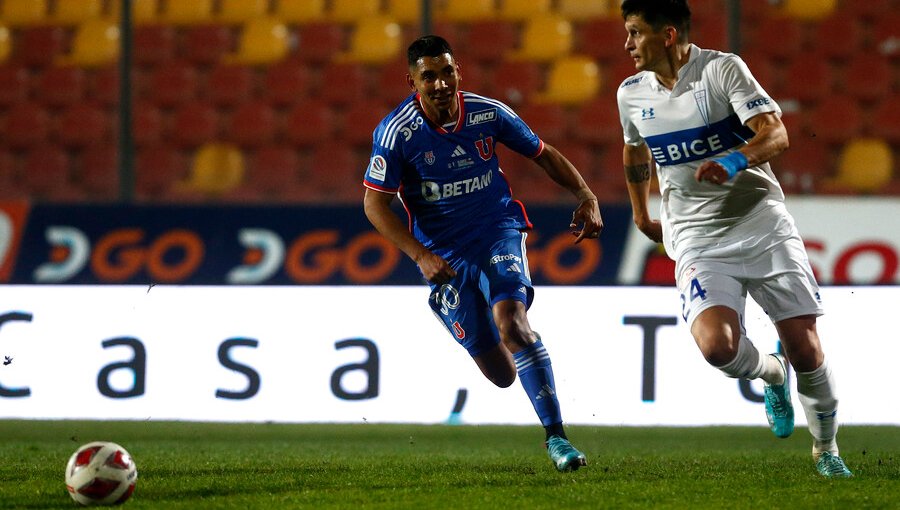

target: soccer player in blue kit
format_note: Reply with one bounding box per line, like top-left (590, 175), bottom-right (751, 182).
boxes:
top-left (616, 0), bottom-right (851, 478)
top-left (363, 36), bottom-right (603, 472)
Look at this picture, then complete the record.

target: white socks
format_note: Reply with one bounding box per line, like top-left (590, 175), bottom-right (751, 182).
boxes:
top-left (716, 335), bottom-right (782, 384)
top-left (797, 359), bottom-right (840, 458)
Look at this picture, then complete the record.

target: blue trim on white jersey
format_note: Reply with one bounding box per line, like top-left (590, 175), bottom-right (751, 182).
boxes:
top-left (643, 114), bottom-right (755, 166)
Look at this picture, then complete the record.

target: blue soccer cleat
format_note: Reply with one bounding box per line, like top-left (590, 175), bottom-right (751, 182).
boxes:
top-left (764, 353), bottom-right (794, 438)
top-left (816, 452), bottom-right (853, 478)
top-left (545, 435), bottom-right (586, 472)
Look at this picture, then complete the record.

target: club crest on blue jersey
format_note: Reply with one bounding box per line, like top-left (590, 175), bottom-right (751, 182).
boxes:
top-left (424, 151), bottom-right (435, 165)
top-left (475, 136), bottom-right (494, 161)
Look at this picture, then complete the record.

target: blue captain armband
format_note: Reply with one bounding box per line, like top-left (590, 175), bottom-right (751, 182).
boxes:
top-left (714, 152), bottom-right (748, 179)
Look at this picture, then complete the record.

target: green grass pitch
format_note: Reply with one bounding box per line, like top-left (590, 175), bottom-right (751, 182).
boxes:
top-left (1, 420), bottom-right (897, 509)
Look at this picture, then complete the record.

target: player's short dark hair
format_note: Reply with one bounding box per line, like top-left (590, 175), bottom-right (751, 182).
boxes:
top-left (621, 0), bottom-right (691, 42)
top-left (407, 35), bottom-right (454, 66)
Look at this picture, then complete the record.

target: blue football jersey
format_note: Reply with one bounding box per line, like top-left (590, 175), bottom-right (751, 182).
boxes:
top-left (364, 91), bottom-right (543, 258)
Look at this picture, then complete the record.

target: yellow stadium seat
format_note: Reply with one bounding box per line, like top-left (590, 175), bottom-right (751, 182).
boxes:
top-left (0, 25), bottom-right (9, 62)
top-left (223, 18), bottom-right (290, 65)
top-left (535, 55), bottom-right (601, 105)
top-left (437, 0), bottom-right (495, 23)
top-left (508, 15), bottom-right (573, 62)
top-left (498, 0), bottom-right (551, 22)
top-left (337, 17), bottom-right (402, 64)
top-left (160, 0), bottom-right (213, 25)
top-left (329, 0), bottom-right (380, 24)
top-left (831, 138), bottom-right (894, 193)
top-left (557, 0), bottom-right (615, 21)
top-left (776, 0), bottom-right (837, 20)
top-left (272, 0), bottom-right (326, 24)
top-left (51, 0), bottom-right (103, 26)
top-left (57, 19), bottom-right (119, 67)
top-left (107, 0), bottom-right (159, 25)
top-left (384, 0), bottom-right (421, 24)
top-left (217, 0), bottom-right (268, 25)
top-left (0, 0), bottom-right (48, 26)
top-left (182, 143), bottom-right (245, 195)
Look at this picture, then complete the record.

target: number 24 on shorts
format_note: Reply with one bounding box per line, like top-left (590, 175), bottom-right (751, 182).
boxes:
top-left (680, 277), bottom-right (708, 322)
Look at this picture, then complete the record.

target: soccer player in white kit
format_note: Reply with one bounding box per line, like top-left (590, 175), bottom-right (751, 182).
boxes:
top-left (615, 0), bottom-right (851, 478)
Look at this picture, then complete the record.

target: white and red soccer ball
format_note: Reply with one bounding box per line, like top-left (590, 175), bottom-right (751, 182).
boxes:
top-left (65, 441), bottom-right (137, 506)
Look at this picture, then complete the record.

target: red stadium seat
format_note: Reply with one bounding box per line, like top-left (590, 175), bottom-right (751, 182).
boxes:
top-left (491, 60), bottom-right (543, 106)
top-left (170, 101), bottom-right (220, 148)
top-left (841, 55), bottom-right (892, 103)
top-left (374, 58), bottom-right (411, 106)
top-left (132, 100), bottom-right (165, 147)
top-left (579, 18), bottom-right (628, 64)
top-left (575, 94), bottom-right (625, 147)
top-left (5, 102), bottom-right (51, 149)
top-left (307, 146), bottom-right (365, 203)
top-left (872, 12), bottom-right (900, 58)
top-left (870, 100), bottom-right (900, 143)
top-left (772, 139), bottom-right (831, 194)
top-left (79, 146), bottom-right (119, 200)
top-left (318, 62), bottom-right (369, 106)
top-left (0, 64), bottom-right (29, 107)
top-left (465, 20), bottom-right (518, 65)
top-left (21, 147), bottom-right (70, 195)
top-left (246, 145), bottom-right (314, 201)
top-left (340, 101), bottom-right (391, 147)
top-left (133, 25), bottom-right (177, 68)
top-left (57, 103), bottom-right (111, 148)
top-left (147, 61), bottom-right (198, 108)
top-left (691, 14), bottom-right (727, 49)
top-left (36, 66), bottom-right (87, 108)
top-left (736, 51), bottom-right (779, 96)
top-left (283, 100), bottom-right (334, 147)
top-left (182, 24), bottom-right (234, 65)
top-left (226, 100), bottom-right (278, 148)
top-left (262, 59), bottom-right (311, 106)
top-left (207, 64), bottom-right (256, 108)
top-left (296, 23), bottom-right (344, 64)
top-left (135, 145), bottom-right (189, 201)
top-left (805, 97), bottom-right (862, 143)
top-left (89, 66), bottom-right (123, 106)
top-left (15, 26), bottom-right (66, 67)
top-left (780, 57), bottom-right (832, 103)
top-left (746, 16), bottom-right (804, 61)
top-left (837, 0), bottom-right (891, 20)
top-left (516, 104), bottom-right (567, 146)
top-left (809, 15), bottom-right (863, 62)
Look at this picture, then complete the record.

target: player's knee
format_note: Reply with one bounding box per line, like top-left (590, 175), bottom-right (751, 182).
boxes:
top-left (696, 331), bottom-right (739, 367)
top-left (489, 372), bottom-right (517, 388)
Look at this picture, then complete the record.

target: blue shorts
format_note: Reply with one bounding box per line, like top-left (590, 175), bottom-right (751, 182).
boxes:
top-left (428, 230), bottom-right (534, 357)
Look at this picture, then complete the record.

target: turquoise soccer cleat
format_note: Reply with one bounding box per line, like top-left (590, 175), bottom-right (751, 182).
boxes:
top-left (545, 435), bottom-right (587, 472)
top-left (764, 353), bottom-right (795, 438)
top-left (816, 452), bottom-right (853, 478)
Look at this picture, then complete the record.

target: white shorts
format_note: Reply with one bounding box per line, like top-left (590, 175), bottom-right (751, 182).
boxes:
top-left (675, 235), bottom-right (824, 330)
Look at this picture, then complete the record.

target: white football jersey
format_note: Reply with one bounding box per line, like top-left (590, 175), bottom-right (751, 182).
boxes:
top-left (617, 45), bottom-right (790, 263)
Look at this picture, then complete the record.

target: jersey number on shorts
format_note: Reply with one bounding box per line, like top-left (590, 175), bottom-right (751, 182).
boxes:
top-left (680, 277), bottom-right (708, 321)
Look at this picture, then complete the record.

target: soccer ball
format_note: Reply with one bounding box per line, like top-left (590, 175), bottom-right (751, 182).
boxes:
top-left (65, 441), bottom-right (137, 506)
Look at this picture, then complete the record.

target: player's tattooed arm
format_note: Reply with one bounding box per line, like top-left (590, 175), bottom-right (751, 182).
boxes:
top-left (624, 163), bottom-right (651, 183)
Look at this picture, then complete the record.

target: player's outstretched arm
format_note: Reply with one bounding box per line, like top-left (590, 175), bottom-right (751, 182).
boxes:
top-left (532, 143), bottom-right (603, 243)
top-left (363, 189), bottom-right (456, 284)
top-left (695, 112), bottom-right (789, 184)
top-left (623, 143), bottom-right (662, 243)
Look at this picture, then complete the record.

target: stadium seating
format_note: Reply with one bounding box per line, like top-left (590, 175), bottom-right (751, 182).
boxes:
top-left (805, 96), bottom-right (862, 144)
top-left (464, 20), bottom-right (517, 65)
top-left (336, 17), bottom-right (402, 64)
top-left (106, 0), bottom-right (160, 25)
top-left (0, 64), bottom-right (28, 106)
top-left (772, 139), bottom-right (831, 194)
top-left (21, 147), bottom-right (71, 197)
top-left (135, 145), bottom-right (187, 201)
top-left (0, 25), bottom-right (9, 63)
top-left (180, 142), bottom-right (245, 195)
top-left (574, 95), bottom-right (625, 147)
top-left (809, 15), bottom-right (862, 62)
top-left (182, 25), bottom-right (233, 65)
top-left (780, 57), bottom-right (832, 103)
top-left (49, 0), bottom-right (103, 26)
top-left (224, 18), bottom-right (290, 65)
top-left (78, 146), bottom-right (119, 200)
top-left (842, 55), bottom-right (892, 103)
top-left (437, 0), bottom-right (495, 23)
top-left (216, 0), bottom-right (268, 25)
top-left (383, 0), bottom-right (421, 25)
top-left (296, 22), bottom-right (345, 64)
top-left (0, 0), bottom-right (48, 26)
top-left (15, 26), bottom-right (66, 66)
top-left (226, 100), bottom-right (278, 148)
top-left (272, 0), bottom-right (326, 25)
top-left (497, 0), bottom-right (552, 22)
top-left (57, 103), bottom-right (111, 148)
top-left (57, 19), bottom-right (120, 68)
top-left (508, 15), bottom-right (573, 63)
top-left (36, 66), bottom-right (87, 108)
top-left (491, 59), bottom-right (543, 105)
top-left (207, 64), bottom-right (256, 108)
top-left (517, 103), bottom-right (567, 144)
top-left (340, 101), bottom-right (391, 147)
top-left (88, 65), bottom-right (120, 106)
top-left (160, 0), bottom-right (214, 26)
top-left (328, 0), bottom-right (380, 24)
top-left (170, 101), bottom-right (220, 148)
top-left (870, 100), bottom-right (900, 143)
top-left (746, 16), bottom-right (803, 61)
top-left (828, 138), bottom-right (894, 194)
top-left (262, 59), bottom-right (311, 105)
top-left (318, 61), bottom-right (369, 106)
top-left (557, 0), bottom-right (614, 22)
top-left (132, 100), bottom-right (164, 147)
top-left (146, 61), bottom-right (198, 107)
top-left (5, 102), bottom-right (51, 149)
top-left (283, 100), bottom-right (335, 147)
top-left (578, 18), bottom-right (628, 63)
top-left (535, 55), bottom-right (601, 105)
top-left (774, 0), bottom-right (836, 19)
top-left (133, 25), bottom-right (178, 68)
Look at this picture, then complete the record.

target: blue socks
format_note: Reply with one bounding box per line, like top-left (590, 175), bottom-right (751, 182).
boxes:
top-left (513, 340), bottom-right (563, 432)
